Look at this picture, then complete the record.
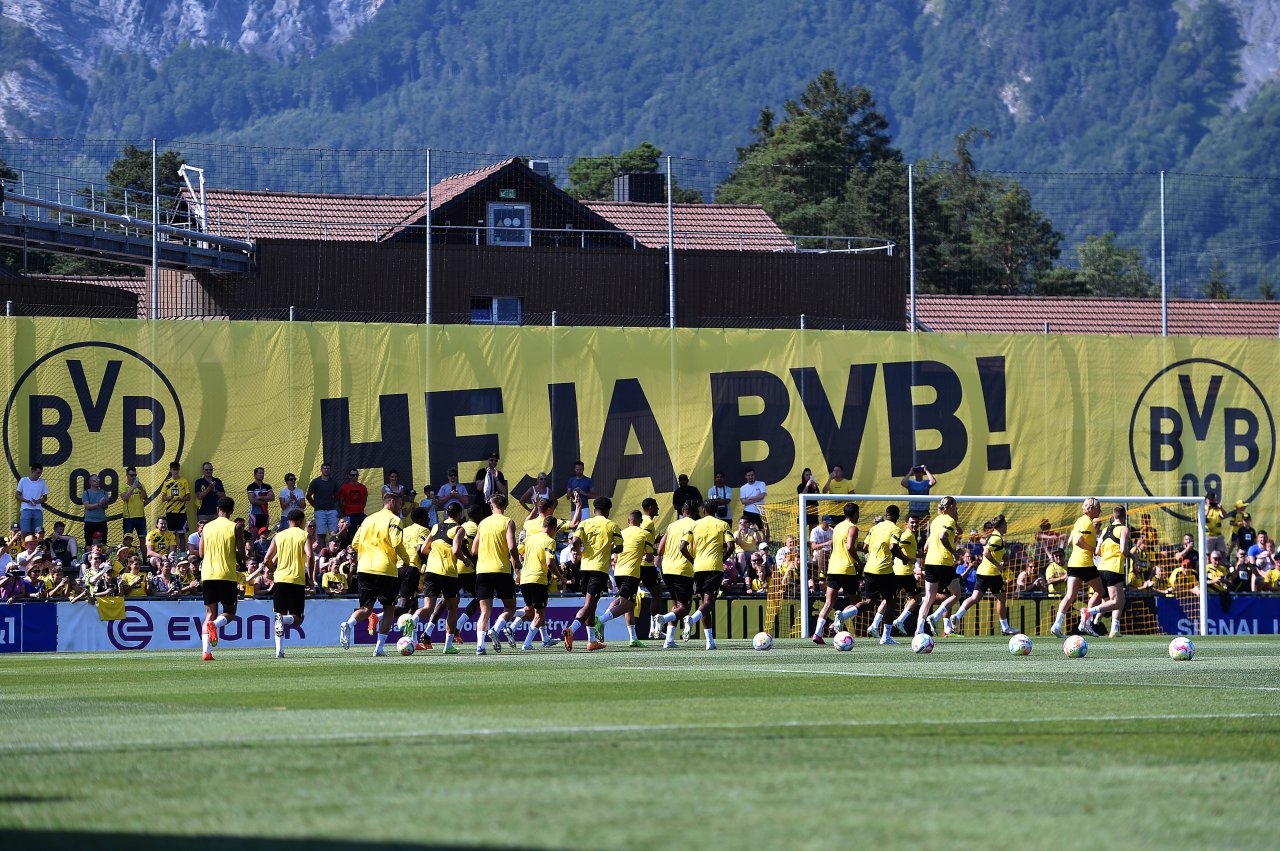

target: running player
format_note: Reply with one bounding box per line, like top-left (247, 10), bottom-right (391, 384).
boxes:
top-left (919, 497), bottom-right (962, 637)
top-left (887, 514), bottom-right (923, 636)
top-left (512, 514), bottom-right (564, 650)
top-left (680, 502), bottom-right (734, 649)
top-left (339, 492), bottom-right (409, 656)
top-left (813, 502), bottom-right (860, 644)
top-left (394, 507), bottom-right (430, 645)
top-left (263, 507), bottom-right (311, 657)
top-left (860, 505), bottom-right (902, 645)
top-left (472, 494), bottom-right (521, 656)
top-left (565, 497), bottom-right (622, 651)
top-left (412, 501), bottom-right (466, 654)
top-left (948, 513), bottom-right (1018, 636)
top-left (654, 500), bottom-right (699, 649)
top-left (1079, 504), bottom-right (1129, 637)
top-left (595, 510), bottom-right (655, 647)
top-left (444, 504), bottom-right (484, 642)
top-left (198, 496), bottom-right (242, 661)
top-left (639, 497), bottom-right (667, 639)
top-left (1050, 497), bottom-right (1103, 638)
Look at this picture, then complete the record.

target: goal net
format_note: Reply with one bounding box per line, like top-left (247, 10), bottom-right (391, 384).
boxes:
top-left (767, 493), bottom-right (1208, 639)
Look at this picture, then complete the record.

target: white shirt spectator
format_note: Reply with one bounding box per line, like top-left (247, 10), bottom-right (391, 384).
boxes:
top-left (739, 480), bottom-right (767, 517)
top-left (16, 475), bottom-right (48, 508)
top-left (278, 485), bottom-right (305, 520)
top-left (706, 484), bottom-right (734, 521)
top-left (187, 531), bottom-right (201, 552)
top-left (809, 525), bottom-right (833, 552)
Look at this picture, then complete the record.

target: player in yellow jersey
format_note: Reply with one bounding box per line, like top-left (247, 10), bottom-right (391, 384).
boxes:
top-left (1079, 505), bottom-right (1130, 638)
top-left (639, 497), bottom-right (667, 639)
top-left (511, 514), bottom-right (564, 650)
top-left (654, 499), bottom-right (699, 649)
top-left (858, 505), bottom-right (904, 645)
top-left (340, 492), bottom-right (410, 656)
top-left (411, 501), bottom-right (468, 654)
top-left (813, 503), bottom-right (861, 645)
top-left (471, 494), bottom-right (521, 656)
top-left (949, 514), bottom-right (1018, 636)
top-left (919, 497), bottom-right (962, 637)
top-left (1051, 497), bottom-right (1102, 638)
top-left (392, 507), bottom-right (430, 644)
top-left (446, 505), bottom-right (484, 642)
top-left (566, 497), bottom-right (622, 651)
top-left (522, 497), bottom-right (579, 542)
top-left (594, 510), bottom-right (656, 648)
top-left (263, 508), bottom-right (312, 657)
top-left (197, 496), bottom-right (243, 661)
top-left (886, 514), bottom-right (925, 636)
top-left (679, 505), bottom-right (734, 649)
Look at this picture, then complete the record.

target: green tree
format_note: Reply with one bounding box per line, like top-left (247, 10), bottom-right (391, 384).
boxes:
top-left (1204, 257), bottom-right (1232, 300)
top-left (1258, 277), bottom-right (1275, 301)
top-left (94, 144), bottom-right (187, 217)
top-left (566, 142), bottom-right (701, 202)
top-left (1071, 232), bottom-right (1158, 297)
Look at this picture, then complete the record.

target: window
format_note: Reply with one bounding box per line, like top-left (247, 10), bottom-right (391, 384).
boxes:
top-left (487, 202), bottom-right (531, 247)
top-left (471, 296), bottom-right (523, 325)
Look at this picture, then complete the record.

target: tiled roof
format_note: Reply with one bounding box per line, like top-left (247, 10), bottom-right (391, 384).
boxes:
top-left (582, 202), bottom-right (792, 251)
top-left (915, 294), bottom-right (1280, 336)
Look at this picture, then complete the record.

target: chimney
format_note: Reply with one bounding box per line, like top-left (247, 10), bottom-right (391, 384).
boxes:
top-left (613, 173), bottom-right (665, 203)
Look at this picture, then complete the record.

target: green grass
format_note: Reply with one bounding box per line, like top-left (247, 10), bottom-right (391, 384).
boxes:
top-left (2, 635), bottom-right (1279, 850)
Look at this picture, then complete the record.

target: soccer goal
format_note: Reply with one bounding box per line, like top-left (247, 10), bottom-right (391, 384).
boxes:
top-left (793, 493), bottom-right (1209, 638)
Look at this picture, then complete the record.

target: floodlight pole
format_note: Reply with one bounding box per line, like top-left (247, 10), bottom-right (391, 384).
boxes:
top-left (908, 163), bottom-right (916, 332)
top-left (425, 147), bottom-right (433, 325)
top-left (151, 139), bottom-right (159, 320)
top-left (666, 156), bottom-right (676, 329)
top-left (1160, 171), bottom-right (1167, 337)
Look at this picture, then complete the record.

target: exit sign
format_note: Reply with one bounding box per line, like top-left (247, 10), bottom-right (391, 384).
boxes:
top-left (498, 188), bottom-right (517, 199)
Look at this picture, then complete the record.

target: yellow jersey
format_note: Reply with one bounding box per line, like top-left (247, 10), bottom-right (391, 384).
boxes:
top-left (272, 526), bottom-right (308, 586)
top-left (121, 480), bottom-right (146, 519)
top-left (200, 516), bottom-right (240, 583)
top-left (457, 520), bottom-right (479, 574)
top-left (321, 570), bottom-right (348, 594)
top-left (1067, 515), bottom-right (1097, 568)
top-left (352, 508), bottom-right (409, 578)
top-left (519, 530), bottom-right (557, 585)
top-left (147, 529), bottom-right (176, 556)
top-left (401, 522), bottom-right (427, 569)
top-left (425, 521), bottom-right (463, 577)
top-left (691, 515), bottom-right (733, 574)
top-left (474, 513), bottom-right (515, 574)
top-left (575, 514), bottom-right (622, 573)
top-left (734, 527), bottom-right (760, 555)
top-left (159, 476), bottom-right (190, 516)
top-left (660, 517), bottom-right (697, 578)
top-left (640, 515), bottom-right (660, 564)
top-left (616, 525), bottom-right (654, 578)
top-left (825, 478), bottom-right (855, 495)
top-left (1205, 505), bottom-right (1224, 537)
top-left (828, 519), bottom-right (859, 576)
top-left (524, 515), bottom-right (568, 541)
top-left (119, 571), bottom-right (147, 596)
top-left (892, 527), bottom-right (917, 576)
top-left (863, 519), bottom-right (898, 575)
top-left (924, 514), bottom-right (958, 567)
top-left (978, 530), bottom-right (1005, 577)
top-left (1097, 521), bottom-right (1127, 575)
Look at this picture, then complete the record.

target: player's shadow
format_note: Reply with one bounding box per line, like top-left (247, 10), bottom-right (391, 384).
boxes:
top-left (0, 832), bottom-right (523, 851)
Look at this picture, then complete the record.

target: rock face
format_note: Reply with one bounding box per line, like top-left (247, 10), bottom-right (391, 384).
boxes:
top-left (1221, 0), bottom-right (1280, 107)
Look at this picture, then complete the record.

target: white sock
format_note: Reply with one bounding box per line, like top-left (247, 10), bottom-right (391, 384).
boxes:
top-left (274, 633), bottom-right (283, 654)
top-left (665, 624), bottom-right (676, 643)
top-left (213, 614), bottom-right (228, 628)
top-left (598, 610), bottom-right (616, 624)
top-left (952, 608), bottom-right (965, 623)
top-left (282, 614), bottom-right (295, 625)
top-left (375, 632), bottom-right (386, 650)
top-left (201, 627), bottom-right (210, 654)
top-left (1053, 612), bottom-right (1065, 629)
top-left (838, 606), bottom-right (858, 623)
top-left (1000, 618), bottom-right (1011, 632)
top-left (494, 613), bottom-right (508, 632)
top-left (444, 632), bottom-right (455, 649)
top-left (422, 618), bottom-right (434, 639)
top-left (688, 610), bottom-right (703, 625)
top-left (456, 612), bottom-right (470, 630)
top-left (627, 624), bottom-right (637, 640)
top-left (815, 618), bottom-right (828, 635)
top-left (870, 613), bottom-right (884, 630)
top-left (893, 611), bottom-right (909, 626)
top-left (511, 615), bottom-right (525, 631)
top-left (704, 628), bottom-right (715, 644)
top-left (345, 613), bottom-right (359, 628)
top-left (660, 612), bottom-right (677, 624)
top-left (477, 630), bottom-right (487, 649)
top-left (540, 626), bottom-right (550, 642)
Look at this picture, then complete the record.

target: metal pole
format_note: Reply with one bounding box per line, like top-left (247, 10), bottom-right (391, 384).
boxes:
top-left (151, 139), bottom-right (159, 320)
top-left (665, 156), bottom-right (676, 329)
top-left (1160, 171), bottom-right (1167, 336)
top-left (425, 148), bottom-right (433, 325)
top-left (1044, 321), bottom-right (1050, 334)
top-left (798, 495), bottom-right (810, 638)
top-left (289, 305), bottom-right (295, 322)
top-left (908, 163), bottom-right (917, 332)
top-left (551, 310), bottom-right (557, 327)
top-left (5, 301), bottom-right (11, 317)
top-left (800, 313), bottom-right (806, 330)
top-left (1197, 498), bottom-right (1208, 638)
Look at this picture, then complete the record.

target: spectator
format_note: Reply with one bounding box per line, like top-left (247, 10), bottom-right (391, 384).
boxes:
top-left (1044, 547), bottom-right (1068, 596)
top-left (246, 467), bottom-right (275, 533)
top-left (739, 468), bottom-right (767, 534)
top-left (1230, 547), bottom-right (1257, 592)
top-left (562, 460), bottom-right (594, 505)
top-left (6, 522), bottom-right (21, 551)
top-left (337, 467), bottom-right (369, 530)
top-left (705, 471), bottom-right (733, 521)
top-left (382, 469), bottom-right (407, 505)
top-left (119, 466), bottom-right (148, 540)
top-left (1016, 563), bottom-right (1048, 595)
top-left (746, 543), bottom-right (771, 594)
top-left (517, 473), bottom-right (551, 513)
top-left (149, 559), bottom-right (182, 597)
top-left (474, 452), bottom-right (508, 504)
top-left (193, 461), bottom-right (225, 524)
top-left (146, 518), bottom-right (178, 572)
top-left (1247, 530), bottom-right (1270, 566)
top-left (174, 560), bottom-right (201, 596)
top-left (320, 559), bottom-right (348, 596)
top-left (187, 520), bottom-right (205, 558)
top-left (1032, 519), bottom-right (1063, 568)
top-left (118, 556), bottom-right (148, 597)
top-left (306, 462), bottom-right (340, 545)
top-left (1233, 507), bottom-right (1257, 558)
top-left (734, 517), bottom-right (761, 577)
top-left (1176, 534), bottom-right (1199, 571)
top-left (0, 539), bottom-right (13, 576)
top-left (46, 521), bottom-right (78, 572)
top-left (15, 535), bottom-right (42, 573)
top-left (796, 467), bottom-right (821, 529)
top-left (822, 464), bottom-right (855, 497)
top-left (900, 464), bottom-right (937, 519)
top-left (1, 562), bottom-right (39, 603)
top-left (420, 486), bottom-right (439, 529)
top-left (159, 461), bottom-right (191, 552)
top-left (1252, 543), bottom-right (1275, 592)
top-left (252, 527), bottom-right (272, 562)
top-left (1204, 492), bottom-right (1226, 559)
top-left (277, 473), bottom-right (305, 531)
top-left (436, 468), bottom-right (470, 512)
top-left (1205, 550), bottom-right (1229, 590)
top-left (14, 463), bottom-right (48, 534)
top-left (81, 473), bottom-right (111, 548)
top-left (672, 474), bottom-right (702, 515)
top-left (809, 514), bottom-right (834, 579)
top-left (83, 551), bottom-right (117, 598)
top-left (110, 537), bottom-right (134, 576)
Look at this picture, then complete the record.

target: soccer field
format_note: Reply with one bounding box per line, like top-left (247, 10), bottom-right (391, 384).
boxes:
top-left (2, 636), bottom-right (1278, 850)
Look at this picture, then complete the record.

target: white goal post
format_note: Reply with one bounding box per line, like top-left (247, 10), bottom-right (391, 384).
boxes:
top-left (797, 493), bottom-right (1208, 637)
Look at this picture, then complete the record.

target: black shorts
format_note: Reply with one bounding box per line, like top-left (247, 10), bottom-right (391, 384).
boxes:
top-left (974, 573), bottom-right (1005, 595)
top-left (923, 564), bottom-right (957, 585)
top-left (397, 566), bottom-right (421, 604)
top-left (614, 575), bottom-right (640, 600)
top-left (357, 573), bottom-right (399, 610)
top-left (861, 573), bottom-right (897, 600)
top-left (475, 572), bottom-right (516, 601)
top-left (640, 565), bottom-right (664, 594)
top-left (272, 581), bottom-right (306, 615)
top-left (580, 569), bottom-right (610, 597)
top-left (694, 570), bottom-right (723, 597)
top-left (423, 572), bottom-right (460, 599)
top-left (1099, 569), bottom-right (1126, 588)
top-left (520, 582), bottom-right (549, 609)
top-left (896, 574), bottom-right (919, 594)
top-left (664, 573), bottom-right (694, 605)
top-left (165, 512), bottom-right (188, 534)
top-left (202, 578), bottom-right (238, 609)
top-left (741, 511), bottom-right (764, 529)
top-left (1067, 566), bottom-right (1100, 582)
top-left (458, 572), bottom-right (476, 596)
top-left (825, 573), bottom-right (859, 595)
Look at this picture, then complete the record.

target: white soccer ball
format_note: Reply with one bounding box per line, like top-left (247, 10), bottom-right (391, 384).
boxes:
top-left (833, 630), bottom-right (855, 652)
top-left (1063, 635), bottom-right (1088, 658)
top-left (1008, 634), bottom-right (1033, 656)
top-left (752, 631), bottom-right (773, 651)
top-left (396, 613), bottom-right (415, 634)
top-left (911, 633), bottom-right (935, 654)
top-left (396, 636), bottom-right (416, 656)
top-left (1168, 636), bottom-right (1196, 661)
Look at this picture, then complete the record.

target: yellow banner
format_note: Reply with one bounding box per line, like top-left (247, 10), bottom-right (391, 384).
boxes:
top-left (1, 319), bottom-right (1272, 536)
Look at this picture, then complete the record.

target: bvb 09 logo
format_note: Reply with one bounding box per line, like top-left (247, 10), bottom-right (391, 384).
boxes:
top-left (3, 342), bottom-right (185, 523)
top-left (1129, 358), bottom-right (1275, 521)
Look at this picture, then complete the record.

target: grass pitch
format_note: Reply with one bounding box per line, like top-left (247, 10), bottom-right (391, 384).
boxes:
top-left (2, 635), bottom-right (1278, 850)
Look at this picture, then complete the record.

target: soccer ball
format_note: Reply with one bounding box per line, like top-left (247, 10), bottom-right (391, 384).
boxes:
top-left (752, 632), bottom-right (773, 651)
top-left (1008, 634), bottom-right (1033, 656)
top-left (1169, 636), bottom-right (1196, 661)
top-left (395, 636), bottom-right (416, 656)
top-left (1063, 635), bottom-right (1088, 658)
top-left (910, 633), bottom-right (935, 654)
top-left (833, 630), bottom-right (855, 652)
top-left (396, 613), bottom-right (415, 634)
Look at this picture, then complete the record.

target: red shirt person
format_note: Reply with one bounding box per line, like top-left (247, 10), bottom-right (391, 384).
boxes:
top-left (337, 468), bottom-right (370, 529)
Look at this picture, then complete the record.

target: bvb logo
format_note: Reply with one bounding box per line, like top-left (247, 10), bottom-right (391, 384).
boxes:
top-left (1129, 358), bottom-right (1274, 521)
top-left (3, 342), bottom-right (185, 523)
